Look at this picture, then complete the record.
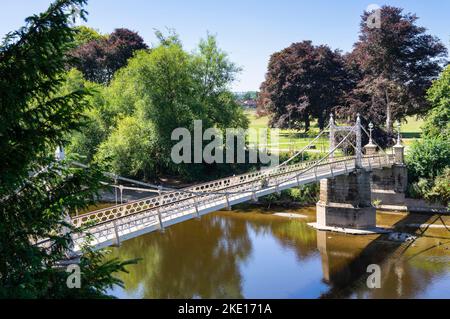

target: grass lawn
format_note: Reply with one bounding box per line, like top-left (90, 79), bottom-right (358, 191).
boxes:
top-left (244, 109), bottom-right (423, 153)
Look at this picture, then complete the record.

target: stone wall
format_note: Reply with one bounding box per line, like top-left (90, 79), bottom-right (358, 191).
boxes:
top-left (371, 165), bottom-right (407, 206)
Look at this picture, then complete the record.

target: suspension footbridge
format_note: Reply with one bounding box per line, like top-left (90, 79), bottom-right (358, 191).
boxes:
top-left (41, 115), bottom-right (400, 254)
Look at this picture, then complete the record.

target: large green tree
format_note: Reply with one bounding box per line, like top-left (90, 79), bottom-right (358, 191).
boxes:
top-left (0, 0), bottom-right (132, 298)
top-left (422, 65), bottom-right (450, 139)
top-left (91, 34), bottom-right (248, 180)
top-left (338, 6), bottom-right (447, 132)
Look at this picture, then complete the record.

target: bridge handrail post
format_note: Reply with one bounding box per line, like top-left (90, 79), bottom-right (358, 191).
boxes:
top-left (329, 161), bottom-right (334, 178)
top-left (344, 159), bottom-right (348, 174)
top-left (113, 220), bottom-right (121, 246)
top-left (157, 208), bottom-right (165, 232)
top-left (251, 183), bottom-right (258, 202)
top-left (314, 166), bottom-right (318, 181)
top-left (275, 177), bottom-right (281, 195)
top-left (193, 196), bottom-right (200, 219)
top-left (225, 193), bottom-right (231, 211)
top-left (296, 175), bottom-right (300, 187)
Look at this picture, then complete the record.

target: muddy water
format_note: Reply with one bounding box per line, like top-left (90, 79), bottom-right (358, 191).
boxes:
top-left (106, 207), bottom-right (450, 299)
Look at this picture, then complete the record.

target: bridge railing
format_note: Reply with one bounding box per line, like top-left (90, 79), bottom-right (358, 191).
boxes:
top-left (71, 154), bottom-right (394, 230)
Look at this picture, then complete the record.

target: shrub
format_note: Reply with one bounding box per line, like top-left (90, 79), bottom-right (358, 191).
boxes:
top-left (407, 136), bottom-right (450, 183)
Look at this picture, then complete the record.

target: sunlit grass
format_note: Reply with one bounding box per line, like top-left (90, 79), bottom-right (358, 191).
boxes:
top-left (245, 109), bottom-right (424, 152)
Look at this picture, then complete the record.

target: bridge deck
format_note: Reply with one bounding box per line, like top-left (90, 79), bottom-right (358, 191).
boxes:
top-left (63, 155), bottom-right (394, 253)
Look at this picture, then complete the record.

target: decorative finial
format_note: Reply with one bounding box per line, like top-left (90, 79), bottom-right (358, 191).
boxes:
top-left (330, 113), bottom-right (334, 125)
top-left (368, 122), bottom-right (374, 144)
top-left (356, 113), bottom-right (361, 124)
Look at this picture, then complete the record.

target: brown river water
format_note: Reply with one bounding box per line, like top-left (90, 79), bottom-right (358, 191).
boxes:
top-left (106, 207), bottom-right (450, 299)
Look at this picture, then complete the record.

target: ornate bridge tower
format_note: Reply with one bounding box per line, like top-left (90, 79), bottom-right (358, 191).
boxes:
top-left (315, 115), bottom-right (377, 231)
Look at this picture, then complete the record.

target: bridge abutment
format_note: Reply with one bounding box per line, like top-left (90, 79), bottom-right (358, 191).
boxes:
top-left (371, 143), bottom-right (407, 207)
top-left (371, 165), bottom-right (407, 206)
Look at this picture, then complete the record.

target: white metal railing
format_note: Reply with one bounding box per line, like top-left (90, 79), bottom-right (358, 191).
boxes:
top-left (71, 154), bottom-right (394, 230)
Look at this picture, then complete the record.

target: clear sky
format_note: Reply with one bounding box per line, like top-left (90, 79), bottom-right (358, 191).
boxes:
top-left (1, 0), bottom-right (449, 91)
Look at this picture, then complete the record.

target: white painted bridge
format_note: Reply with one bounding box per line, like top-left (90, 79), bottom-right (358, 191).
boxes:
top-left (41, 115), bottom-right (398, 254)
top-left (68, 154), bottom-right (394, 252)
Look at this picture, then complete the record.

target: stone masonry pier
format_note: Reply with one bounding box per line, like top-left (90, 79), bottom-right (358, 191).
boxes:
top-left (316, 169), bottom-right (376, 230)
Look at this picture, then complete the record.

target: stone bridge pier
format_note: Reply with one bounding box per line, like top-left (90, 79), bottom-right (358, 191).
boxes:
top-left (312, 126), bottom-right (407, 233)
top-left (315, 167), bottom-right (376, 231)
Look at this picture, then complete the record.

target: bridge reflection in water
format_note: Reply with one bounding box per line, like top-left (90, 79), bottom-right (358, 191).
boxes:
top-left (106, 208), bottom-right (450, 299)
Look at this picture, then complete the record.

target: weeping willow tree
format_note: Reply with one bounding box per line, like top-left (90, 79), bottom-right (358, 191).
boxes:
top-left (0, 0), bottom-right (135, 298)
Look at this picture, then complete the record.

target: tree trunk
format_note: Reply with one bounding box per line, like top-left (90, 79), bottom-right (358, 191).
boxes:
top-left (385, 88), bottom-right (393, 133)
top-left (317, 114), bottom-right (324, 130)
top-left (304, 114), bottom-right (310, 132)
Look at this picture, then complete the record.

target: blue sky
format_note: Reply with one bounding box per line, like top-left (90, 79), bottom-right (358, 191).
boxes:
top-left (1, 0), bottom-right (449, 91)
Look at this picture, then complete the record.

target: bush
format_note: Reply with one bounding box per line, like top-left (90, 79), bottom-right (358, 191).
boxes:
top-left (258, 183), bottom-right (319, 205)
top-left (407, 136), bottom-right (450, 183)
top-left (426, 168), bottom-right (450, 206)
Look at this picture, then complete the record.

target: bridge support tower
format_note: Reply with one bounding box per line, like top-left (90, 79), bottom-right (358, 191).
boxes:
top-left (314, 115), bottom-right (376, 231)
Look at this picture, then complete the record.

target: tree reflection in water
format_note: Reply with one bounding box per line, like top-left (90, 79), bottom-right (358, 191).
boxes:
top-left (107, 208), bottom-right (450, 299)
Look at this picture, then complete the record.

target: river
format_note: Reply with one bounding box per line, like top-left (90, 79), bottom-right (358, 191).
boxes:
top-left (106, 207), bottom-right (450, 299)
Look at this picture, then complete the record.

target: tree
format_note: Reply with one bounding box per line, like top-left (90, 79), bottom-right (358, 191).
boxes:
top-left (0, 0), bottom-right (133, 298)
top-left (89, 33), bottom-right (247, 180)
top-left (72, 25), bottom-right (105, 47)
top-left (422, 65), bottom-right (450, 139)
top-left (340, 6), bottom-right (447, 132)
top-left (96, 115), bottom-right (157, 180)
top-left (193, 34), bottom-right (248, 130)
top-left (260, 41), bottom-right (349, 131)
top-left (59, 69), bottom-right (109, 162)
top-left (71, 28), bottom-right (148, 84)
top-left (256, 81), bottom-right (271, 116)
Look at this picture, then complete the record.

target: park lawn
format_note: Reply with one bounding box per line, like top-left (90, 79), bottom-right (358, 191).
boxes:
top-left (245, 109), bottom-right (424, 153)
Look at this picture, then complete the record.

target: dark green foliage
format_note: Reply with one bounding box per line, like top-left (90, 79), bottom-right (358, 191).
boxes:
top-left (407, 136), bottom-right (450, 183)
top-left (423, 65), bottom-right (450, 139)
top-left (88, 33), bottom-right (249, 181)
top-left (406, 136), bottom-right (450, 205)
top-left (406, 66), bottom-right (450, 206)
top-left (0, 0), bottom-right (134, 298)
top-left (259, 183), bottom-right (319, 206)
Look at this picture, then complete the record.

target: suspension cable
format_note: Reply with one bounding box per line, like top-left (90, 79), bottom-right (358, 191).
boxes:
top-left (276, 123), bottom-right (331, 168)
